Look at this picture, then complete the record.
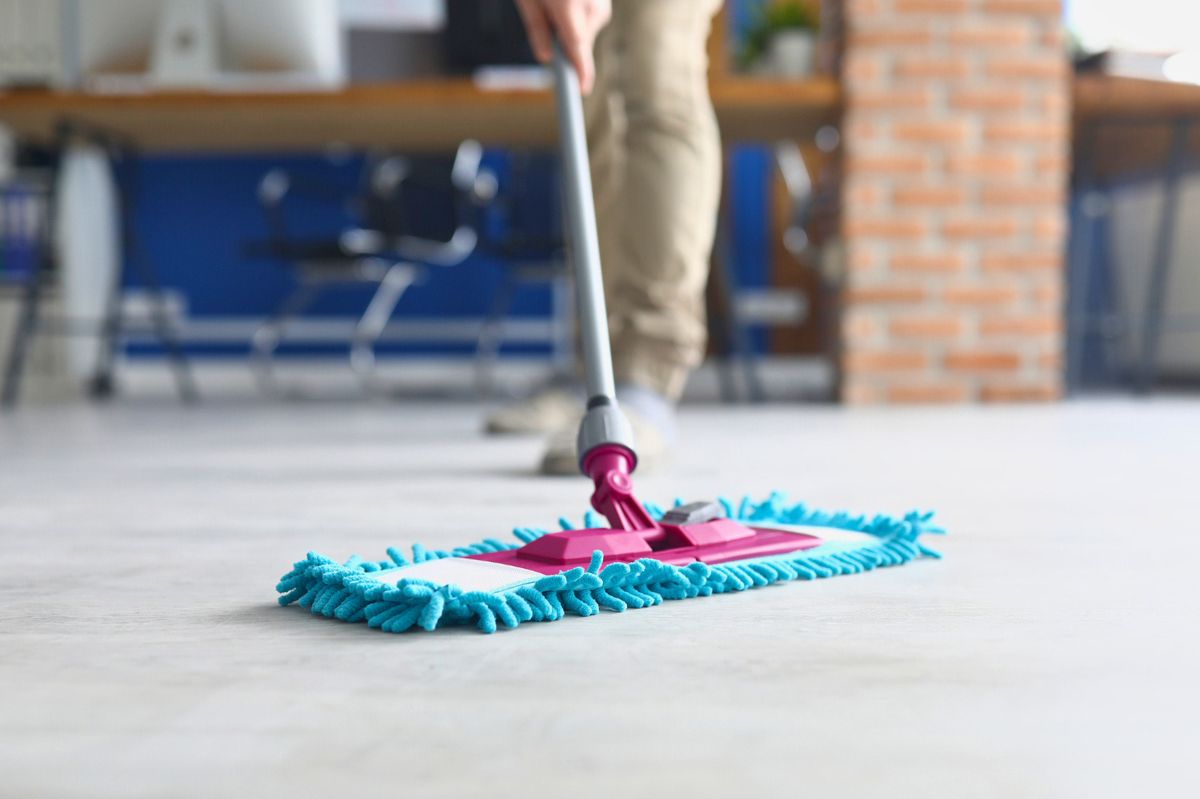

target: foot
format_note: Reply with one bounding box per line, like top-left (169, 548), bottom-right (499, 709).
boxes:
top-left (539, 384), bottom-right (676, 476)
top-left (484, 385), bottom-right (584, 435)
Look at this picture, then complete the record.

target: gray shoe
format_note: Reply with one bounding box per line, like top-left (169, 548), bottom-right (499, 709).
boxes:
top-left (538, 406), bottom-right (669, 476)
top-left (484, 387), bottom-right (583, 436)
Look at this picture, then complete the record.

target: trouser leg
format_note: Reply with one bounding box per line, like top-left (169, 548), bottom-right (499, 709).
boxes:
top-left (584, 22), bottom-right (625, 306)
top-left (597, 0), bottom-right (723, 401)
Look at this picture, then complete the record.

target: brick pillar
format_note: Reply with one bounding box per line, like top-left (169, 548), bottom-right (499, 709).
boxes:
top-left (838, 0), bottom-right (1069, 403)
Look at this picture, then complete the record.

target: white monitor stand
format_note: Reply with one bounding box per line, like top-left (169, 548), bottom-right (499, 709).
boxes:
top-left (149, 0), bottom-right (219, 88)
top-left (78, 0), bottom-right (344, 93)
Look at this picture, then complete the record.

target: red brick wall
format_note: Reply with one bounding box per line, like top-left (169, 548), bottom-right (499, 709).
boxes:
top-left (839, 0), bottom-right (1069, 403)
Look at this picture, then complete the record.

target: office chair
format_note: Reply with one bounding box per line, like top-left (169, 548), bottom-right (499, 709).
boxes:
top-left (247, 140), bottom-right (496, 396)
top-left (470, 151), bottom-right (573, 397)
top-left (2, 120), bottom-right (196, 410)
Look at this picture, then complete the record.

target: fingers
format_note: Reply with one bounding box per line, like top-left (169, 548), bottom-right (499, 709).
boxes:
top-left (545, 0), bottom-right (595, 92)
top-left (588, 0), bottom-right (613, 36)
top-left (514, 0), bottom-right (553, 64)
top-left (516, 0), bottom-right (612, 94)
top-left (575, 0), bottom-right (612, 93)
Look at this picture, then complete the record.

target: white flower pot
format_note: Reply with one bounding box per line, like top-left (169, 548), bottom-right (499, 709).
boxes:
top-left (769, 30), bottom-right (817, 78)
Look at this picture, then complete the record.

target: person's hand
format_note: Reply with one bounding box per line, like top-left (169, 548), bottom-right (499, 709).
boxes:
top-left (514, 0), bottom-right (612, 93)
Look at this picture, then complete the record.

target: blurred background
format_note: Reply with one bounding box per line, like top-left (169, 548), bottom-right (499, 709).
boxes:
top-left (0, 0), bottom-right (1197, 409)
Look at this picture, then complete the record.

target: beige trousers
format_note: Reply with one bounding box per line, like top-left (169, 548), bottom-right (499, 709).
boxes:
top-left (584, 0), bottom-right (723, 400)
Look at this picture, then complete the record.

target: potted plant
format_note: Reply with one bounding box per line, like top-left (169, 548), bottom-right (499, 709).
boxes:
top-left (739, 1), bottom-right (820, 78)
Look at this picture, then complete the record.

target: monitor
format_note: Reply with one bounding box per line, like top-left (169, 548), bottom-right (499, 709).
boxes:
top-left (443, 0), bottom-right (536, 73)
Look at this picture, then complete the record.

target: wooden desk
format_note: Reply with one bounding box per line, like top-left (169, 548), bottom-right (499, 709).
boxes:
top-left (1074, 74), bottom-right (1200, 121)
top-left (0, 77), bottom-right (841, 152)
top-left (1073, 74), bottom-right (1200, 182)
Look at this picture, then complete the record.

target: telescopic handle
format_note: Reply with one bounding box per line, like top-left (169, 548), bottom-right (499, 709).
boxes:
top-left (550, 42), bottom-right (615, 405)
top-left (549, 42), bottom-right (638, 475)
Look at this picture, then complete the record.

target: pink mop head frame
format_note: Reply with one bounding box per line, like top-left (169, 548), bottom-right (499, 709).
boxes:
top-left (468, 445), bottom-right (827, 574)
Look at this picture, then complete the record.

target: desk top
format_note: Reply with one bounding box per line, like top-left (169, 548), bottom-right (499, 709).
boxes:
top-left (1073, 75), bottom-right (1200, 182)
top-left (0, 77), bottom-right (841, 152)
top-left (1074, 74), bottom-right (1200, 121)
top-left (10, 75), bottom-right (1191, 177)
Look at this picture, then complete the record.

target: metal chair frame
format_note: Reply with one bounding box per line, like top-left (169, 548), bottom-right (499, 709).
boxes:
top-left (248, 141), bottom-right (493, 397)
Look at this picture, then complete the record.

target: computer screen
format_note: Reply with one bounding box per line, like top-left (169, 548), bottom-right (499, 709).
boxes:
top-left (443, 0), bottom-right (536, 73)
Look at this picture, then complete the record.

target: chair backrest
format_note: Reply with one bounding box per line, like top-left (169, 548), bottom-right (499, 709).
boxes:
top-left (255, 140), bottom-right (491, 268)
top-left (361, 155), bottom-right (456, 242)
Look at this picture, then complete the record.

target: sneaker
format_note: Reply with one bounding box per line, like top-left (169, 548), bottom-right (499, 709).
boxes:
top-left (539, 405), bottom-right (669, 476)
top-left (484, 386), bottom-right (584, 436)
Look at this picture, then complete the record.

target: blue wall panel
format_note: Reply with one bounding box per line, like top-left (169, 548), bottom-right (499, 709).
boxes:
top-left (125, 151), bottom-right (556, 356)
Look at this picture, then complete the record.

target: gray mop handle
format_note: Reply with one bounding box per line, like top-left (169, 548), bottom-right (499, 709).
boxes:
top-left (550, 42), bottom-right (616, 405)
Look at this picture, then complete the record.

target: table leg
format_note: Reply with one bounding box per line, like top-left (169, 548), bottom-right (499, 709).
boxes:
top-left (1135, 120), bottom-right (1190, 393)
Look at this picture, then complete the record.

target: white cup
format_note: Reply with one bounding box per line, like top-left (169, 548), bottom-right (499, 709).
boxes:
top-left (769, 31), bottom-right (816, 78)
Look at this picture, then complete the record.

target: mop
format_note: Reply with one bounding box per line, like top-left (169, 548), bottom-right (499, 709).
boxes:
top-left (275, 47), bottom-right (943, 634)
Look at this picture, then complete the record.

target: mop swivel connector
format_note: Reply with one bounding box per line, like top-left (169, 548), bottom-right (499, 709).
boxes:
top-left (581, 440), bottom-right (657, 532)
top-left (576, 400), bottom-right (637, 474)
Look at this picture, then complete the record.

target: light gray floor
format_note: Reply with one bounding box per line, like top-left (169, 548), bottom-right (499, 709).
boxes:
top-left (2, 397), bottom-right (1197, 798)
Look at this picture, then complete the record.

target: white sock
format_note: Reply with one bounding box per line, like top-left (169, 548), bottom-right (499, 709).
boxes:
top-left (616, 383), bottom-right (677, 443)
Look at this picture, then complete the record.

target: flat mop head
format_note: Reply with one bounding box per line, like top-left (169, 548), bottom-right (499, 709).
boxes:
top-left (275, 48), bottom-right (942, 636)
top-left (275, 493), bottom-right (943, 635)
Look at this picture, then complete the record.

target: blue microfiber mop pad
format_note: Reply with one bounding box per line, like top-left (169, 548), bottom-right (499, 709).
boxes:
top-left (275, 493), bottom-right (944, 635)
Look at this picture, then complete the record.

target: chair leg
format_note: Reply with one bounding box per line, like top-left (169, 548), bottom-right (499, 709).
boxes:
top-left (115, 145), bottom-right (198, 403)
top-left (251, 281), bottom-right (321, 397)
top-left (1, 260), bottom-right (45, 410)
top-left (708, 180), bottom-right (768, 404)
top-left (474, 272), bottom-right (518, 398)
top-left (1136, 120), bottom-right (1189, 394)
top-left (706, 205), bottom-right (742, 404)
top-left (350, 263), bottom-right (419, 393)
top-left (1067, 193), bottom-right (1101, 392)
top-left (127, 248), bottom-right (199, 403)
top-left (1094, 200), bottom-right (1122, 386)
top-left (712, 247), bottom-right (767, 404)
top-left (704, 261), bottom-right (738, 403)
top-left (1066, 125), bottom-right (1099, 394)
top-left (89, 268), bottom-right (123, 400)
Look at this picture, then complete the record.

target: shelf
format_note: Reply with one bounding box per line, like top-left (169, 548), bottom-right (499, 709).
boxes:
top-left (0, 76), bottom-right (841, 153)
